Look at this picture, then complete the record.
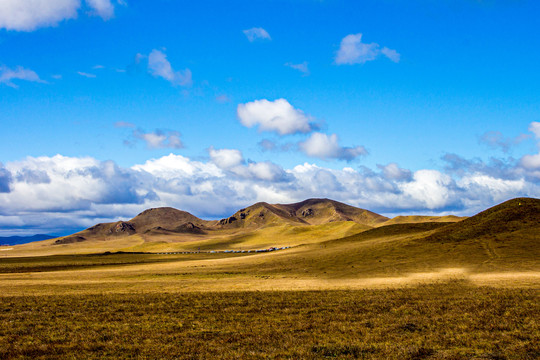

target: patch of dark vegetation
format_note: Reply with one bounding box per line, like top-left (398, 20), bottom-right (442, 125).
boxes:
top-left (0, 282), bottom-right (538, 359)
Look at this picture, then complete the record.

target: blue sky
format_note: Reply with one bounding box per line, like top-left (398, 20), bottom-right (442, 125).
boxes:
top-left (1, 0), bottom-right (540, 235)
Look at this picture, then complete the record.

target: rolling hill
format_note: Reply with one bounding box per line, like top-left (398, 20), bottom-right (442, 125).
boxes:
top-left (49, 198), bottom-right (388, 248)
top-left (4, 197), bottom-right (539, 270)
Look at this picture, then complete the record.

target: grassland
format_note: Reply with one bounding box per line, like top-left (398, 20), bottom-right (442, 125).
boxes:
top-left (1, 282), bottom-right (538, 359)
top-left (0, 198), bottom-right (538, 358)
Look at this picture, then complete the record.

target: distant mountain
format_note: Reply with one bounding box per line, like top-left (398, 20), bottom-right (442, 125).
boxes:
top-left (52, 198), bottom-right (388, 244)
top-left (216, 198), bottom-right (389, 229)
top-left (0, 234), bottom-right (56, 246)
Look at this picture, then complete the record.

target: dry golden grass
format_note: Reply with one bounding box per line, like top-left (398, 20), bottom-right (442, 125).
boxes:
top-left (0, 282), bottom-right (538, 359)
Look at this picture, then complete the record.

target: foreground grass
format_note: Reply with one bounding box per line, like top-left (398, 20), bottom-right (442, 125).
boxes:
top-left (0, 281), bottom-right (538, 359)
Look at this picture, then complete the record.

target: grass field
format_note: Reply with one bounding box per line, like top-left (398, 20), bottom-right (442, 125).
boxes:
top-left (1, 281), bottom-right (538, 359)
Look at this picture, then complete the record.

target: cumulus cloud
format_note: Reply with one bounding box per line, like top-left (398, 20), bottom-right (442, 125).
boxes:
top-left (285, 62), bottom-right (310, 76)
top-left (0, 164), bottom-right (12, 193)
top-left (3, 122), bottom-right (540, 235)
top-left (299, 133), bottom-right (368, 161)
top-left (208, 147), bottom-right (288, 182)
top-left (209, 147), bottom-right (244, 170)
top-left (0, 65), bottom-right (45, 88)
top-left (0, 0), bottom-right (121, 31)
top-left (243, 27), bottom-right (271, 42)
top-left (377, 163), bottom-right (412, 181)
top-left (3, 143), bottom-right (540, 235)
top-left (147, 49), bottom-right (192, 87)
top-left (237, 99), bottom-right (314, 135)
top-left (134, 129), bottom-right (184, 149)
top-left (335, 33), bottom-right (400, 65)
top-left (0, 0), bottom-right (79, 31)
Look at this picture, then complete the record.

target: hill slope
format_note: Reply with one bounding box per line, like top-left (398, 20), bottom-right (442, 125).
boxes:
top-left (380, 215), bottom-right (465, 226)
top-left (424, 197), bottom-right (540, 243)
top-left (275, 198), bottom-right (389, 226)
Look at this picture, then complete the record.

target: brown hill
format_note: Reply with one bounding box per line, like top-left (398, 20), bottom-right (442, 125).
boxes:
top-left (216, 202), bottom-right (306, 229)
top-left (275, 198), bottom-right (389, 226)
top-left (424, 197), bottom-right (540, 243)
top-left (215, 198), bottom-right (388, 229)
top-left (129, 207), bottom-right (210, 233)
top-left (54, 207), bottom-right (209, 244)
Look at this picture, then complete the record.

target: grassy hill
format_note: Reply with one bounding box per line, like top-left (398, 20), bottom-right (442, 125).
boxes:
top-left (3, 197), bottom-right (539, 281)
top-left (379, 215), bottom-right (465, 226)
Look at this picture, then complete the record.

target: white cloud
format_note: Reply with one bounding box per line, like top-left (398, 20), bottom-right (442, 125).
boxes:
top-left (529, 122), bottom-right (540, 139)
top-left (247, 162), bottom-right (287, 182)
top-left (335, 33), bottom-right (400, 65)
top-left (520, 154), bottom-right (540, 170)
top-left (85, 0), bottom-right (115, 19)
top-left (209, 147), bottom-right (244, 169)
top-left (77, 71), bottom-right (96, 78)
top-left (285, 62), bottom-right (310, 76)
top-left (3, 146), bottom-right (540, 235)
top-left (299, 133), bottom-right (367, 161)
top-left (381, 47), bottom-right (401, 63)
top-left (0, 0), bottom-right (79, 31)
top-left (0, 0), bottom-right (122, 31)
top-left (519, 121), bottom-right (540, 170)
top-left (0, 65), bottom-right (45, 88)
top-left (243, 27), bottom-right (271, 42)
top-left (399, 170), bottom-right (455, 209)
top-left (147, 49), bottom-right (192, 87)
top-left (134, 130), bottom-right (184, 149)
top-left (378, 163), bottom-right (412, 181)
top-left (237, 99), bottom-right (313, 135)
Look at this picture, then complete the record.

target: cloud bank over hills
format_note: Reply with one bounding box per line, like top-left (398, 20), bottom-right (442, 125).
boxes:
top-left (1, 122), bottom-right (540, 236)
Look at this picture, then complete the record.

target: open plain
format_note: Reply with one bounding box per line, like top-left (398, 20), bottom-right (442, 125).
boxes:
top-left (1, 198), bottom-right (539, 359)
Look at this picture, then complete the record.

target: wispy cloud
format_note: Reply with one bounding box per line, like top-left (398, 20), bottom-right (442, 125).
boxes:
top-left (114, 121), bottom-right (136, 128)
top-left (285, 61), bottom-right (310, 76)
top-left (77, 71), bottom-right (96, 78)
top-left (479, 131), bottom-right (530, 153)
top-left (133, 129), bottom-right (184, 149)
top-left (243, 27), bottom-right (271, 42)
top-left (335, 33), bottom-right (400, 65)
top-left (0, 65), bottom-right (46, 88)
top-left (85, 0), bottom-right (115, 20)
top-left (215, 94), bottom-right (231, 103)
top-left (147, 49), bottom-right (192, 87)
